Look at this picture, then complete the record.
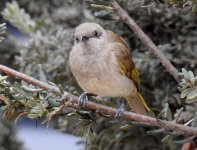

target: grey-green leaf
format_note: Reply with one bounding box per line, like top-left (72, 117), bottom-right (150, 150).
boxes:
top-left (186, 97), bottom-right (197, 103)
top-left (182, 68), bottom-right (190, 80)
top-left (187, 89), bottom-right (197, 99)
top-left (161, 135), bottom-right (172, 143)
top-left (27, 113), bottom-right (39, 119)
top-left (189, 71), bottom-right (194, 79)
top-left (181, 88), bottom-right (193, 98)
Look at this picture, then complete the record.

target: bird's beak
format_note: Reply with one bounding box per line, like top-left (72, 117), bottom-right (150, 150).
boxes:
top-left (81, 35), bottom-right (89, 42)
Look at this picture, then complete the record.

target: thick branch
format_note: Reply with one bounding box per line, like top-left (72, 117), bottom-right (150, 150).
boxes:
top-left (110, 0), bottom-right (180, 83)
top-left (0, 65), bottom-right (60, 95)
top-left (0, 64), bottom-right (196, 136)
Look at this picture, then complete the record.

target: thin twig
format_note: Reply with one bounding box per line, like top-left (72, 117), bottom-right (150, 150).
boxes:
top-left (0, 65), bottom-right (196, 135)
top-left (110, 0), bottom-right (180, 83)
top-left (47, 100), bottom-right (73, 122)
top-left (15, 112), bottom-right (28, 123)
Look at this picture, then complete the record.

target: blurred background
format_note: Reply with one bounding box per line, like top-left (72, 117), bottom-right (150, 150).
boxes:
top-left (0, 0), bottom-right (197, 150)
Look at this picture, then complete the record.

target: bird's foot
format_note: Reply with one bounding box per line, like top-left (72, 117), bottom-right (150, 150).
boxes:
top-left (115, 98), bottom-right (125, 119)
top-left (77, 92), bottom-right (96, 119)
top-left (77, 92), bottom-right (95, 110)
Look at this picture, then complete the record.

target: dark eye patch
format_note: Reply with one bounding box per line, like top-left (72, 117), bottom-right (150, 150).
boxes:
top-left (93, 30), bottom-right (101, 38)
top-left (75, 37), bottom-right (79, 42)
top-left (94, 31), bottom-right (98, 37)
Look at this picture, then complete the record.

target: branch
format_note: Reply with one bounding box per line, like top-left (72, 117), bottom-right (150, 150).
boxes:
top-left (110, 0), bottom-right (180, 83)
top-left (0, 65), bottom-right (60, 95)
top-left (0, 64), bottom-right (196, 136)
top-left (47, 100), bottom-right (73, 122)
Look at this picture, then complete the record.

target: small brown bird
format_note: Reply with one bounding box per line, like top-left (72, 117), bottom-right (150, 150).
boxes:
top-left (69, 22), bottom-right (150, 115)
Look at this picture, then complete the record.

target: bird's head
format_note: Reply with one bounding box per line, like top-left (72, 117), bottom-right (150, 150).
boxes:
top-left (74, 22), bottom-right (106, 51)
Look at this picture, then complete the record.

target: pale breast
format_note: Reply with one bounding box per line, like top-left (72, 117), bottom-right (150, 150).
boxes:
top-left (82, 71), bottom-right (136, 97)
top-left (69, 46), bottom-right (136, 97)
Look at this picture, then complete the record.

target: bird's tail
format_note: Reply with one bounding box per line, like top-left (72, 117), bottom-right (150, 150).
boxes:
top-left (126, 92), bottom-right (150, 115)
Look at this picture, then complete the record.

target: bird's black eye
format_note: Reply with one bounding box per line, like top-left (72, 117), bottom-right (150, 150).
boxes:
top-left (75, 37), bottom-right (79, 42)
top-left (94, 31), bottom-right (99, 38)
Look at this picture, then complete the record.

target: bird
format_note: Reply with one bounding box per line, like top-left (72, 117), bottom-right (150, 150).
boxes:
top-left (69, 22), bottom-right (150, 116)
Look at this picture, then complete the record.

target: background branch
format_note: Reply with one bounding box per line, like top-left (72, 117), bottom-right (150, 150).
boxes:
top-left (110, 0), bottom-right (180, 83)
top-left (0, 64), bottom-right (196, 136)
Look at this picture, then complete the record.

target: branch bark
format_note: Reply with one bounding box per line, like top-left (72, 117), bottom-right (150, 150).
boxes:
top-left (0, 64), bottom-right (196, 136)
top-left (110, 0), bottom-right (180, 83)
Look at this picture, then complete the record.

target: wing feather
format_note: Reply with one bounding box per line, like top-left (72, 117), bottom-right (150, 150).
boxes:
top-left (106, 30), bottom-right (141, 90)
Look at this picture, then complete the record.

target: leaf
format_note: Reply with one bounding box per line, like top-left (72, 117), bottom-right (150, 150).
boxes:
top-left (18, 100), bottom-right (28, 107)
top-left (37, 64), bottom-right (47, 82)
top-left (179, 81), bottom-right (188, 88)
top-left (163, 103), bottom-right (172, 120)
top-left (30, 106), bottom-right (42, 114)
top-left (0, 96), bottom-right (10, 105)
top-left (26, 100), bottom-right (37, 108)
top-left (166, 108), bottom-right (172, 121)
top-left (161, 135), bottom-right (172, 143)
top-left (13, 82), bottom-right (22, 92)
top-left (187, 89), bottom-right (197, 99)
top-left (27, 113), bottom-right (39, 119)
top-left (41, 119), bottom-right (48, 125)
top-left (189, 71), bottom-right (194, 79)
top-left (182, 68), bottom-right (190, 80)
top-left (22, 85), bottom-right (43, 93)
top-left (147, 129), bottom-right (165, 135)
top-left (13, 82), bottom-right (32, 99)
top-left (186, 97), bottom-right (197, 103)
top-left (0, 76), bottom-right (8, 83)
top-left (120, 124), bottom-right (132, 131)
top-left (180, 88), bottom-right (193, 98)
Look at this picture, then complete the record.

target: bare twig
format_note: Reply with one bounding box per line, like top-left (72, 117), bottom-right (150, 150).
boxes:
top-left (47, 100), bottom-right (73, 122)
top-left (110, 0), bottom-right (180, 83)
top-left (15, 112), bottom-right (28, 123)
top-left (0, 65), bottom-right (196, 135)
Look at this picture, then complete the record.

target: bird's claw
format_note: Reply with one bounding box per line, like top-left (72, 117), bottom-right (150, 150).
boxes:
top-left (115, 108), bottom-right (124, 119)
top-left (78, 92), bottom-right (89, 110)
top-left (77, 92), bottom-right (97, 118)
top-left (115, 98), bottom-right (125, 119)
top-left (78, 92), bottom-right (96, 110)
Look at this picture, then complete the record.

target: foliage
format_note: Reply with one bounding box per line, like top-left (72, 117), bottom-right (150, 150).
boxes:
top-left (2, 1), bottom-right (36, 35)
top-left (0, 70), bottom-right (59, 121)
top-left (154, 0), bottom-right (197, 13)
top-left (179, 68), bottom-right (197, 103)
top-left (15, 27), bottom-right (75, 86)
top-left (0, 23), bottom-right (25, 150)
top-left (0, 0), bottom-right (197, 150)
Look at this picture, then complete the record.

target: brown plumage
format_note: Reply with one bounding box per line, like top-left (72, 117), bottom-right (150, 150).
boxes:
top-left (69, 22), bottom-right (150, 115)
